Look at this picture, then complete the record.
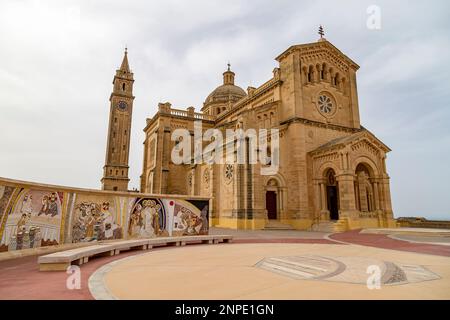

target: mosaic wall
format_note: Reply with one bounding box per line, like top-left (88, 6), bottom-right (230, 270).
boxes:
top-left (0, 181), bottom-right (209, 252)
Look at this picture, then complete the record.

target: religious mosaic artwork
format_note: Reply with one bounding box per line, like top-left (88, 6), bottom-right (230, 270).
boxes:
top-left (172, 200), bottom-right (209, 236)
top-left (128, 198), bottom-right (168, 238)
top-left (0, 188), bottom-right (63, 251)
top-left (71, 196), bottom-right (123, 243)
top-left (0, 179), bottom-right (210, 251)
top-left (0, 186), bottom-right (15, 224)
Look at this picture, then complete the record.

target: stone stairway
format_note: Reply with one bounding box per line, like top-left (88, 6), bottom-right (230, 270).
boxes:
top-left (264, 220), bottom-right (295, 230)
top-left (311, 219), bottom-right (348, 233)
top-left (311, 221), bottom-right (336, 233)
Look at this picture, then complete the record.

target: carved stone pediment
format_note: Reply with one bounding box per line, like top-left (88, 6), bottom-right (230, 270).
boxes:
top-left (309, 129), bottom-right (390, 158)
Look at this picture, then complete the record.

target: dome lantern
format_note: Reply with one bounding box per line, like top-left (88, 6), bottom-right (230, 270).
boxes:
top-left (223, 62), bottom-right (235, 85)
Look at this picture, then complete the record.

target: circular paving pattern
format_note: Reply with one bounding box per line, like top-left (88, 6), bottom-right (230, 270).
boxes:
top-left (88, 243), bottom-right (450, 300)
top-left (255, 255), bottom-right (439, 285)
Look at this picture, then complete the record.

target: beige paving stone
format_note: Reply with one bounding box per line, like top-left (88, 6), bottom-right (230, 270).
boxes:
top-left (96, 243), bottom-right (450, 300)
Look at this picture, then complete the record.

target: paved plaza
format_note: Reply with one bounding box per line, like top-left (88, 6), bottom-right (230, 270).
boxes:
top-left (0, 228), bottom-right (449, 300)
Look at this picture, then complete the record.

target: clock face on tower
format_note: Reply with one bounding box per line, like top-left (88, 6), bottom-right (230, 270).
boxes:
top-left (117, 101), bottom-right (128, 111)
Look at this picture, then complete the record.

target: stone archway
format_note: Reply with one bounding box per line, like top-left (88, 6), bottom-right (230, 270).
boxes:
top-left (265, 179), bottom-right (279, 220)
top-left (354, 163), bottom-right (377, 214)
top-left (264, 176), bottom-right (286, 221)
top-left (325, 169), bottom-right (339, 220)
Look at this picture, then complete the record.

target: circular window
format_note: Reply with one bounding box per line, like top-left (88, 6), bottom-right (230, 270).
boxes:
top-left (317, 94), bottom-right (335, 116)
top-left (224, 164), bottom-right (234, 183)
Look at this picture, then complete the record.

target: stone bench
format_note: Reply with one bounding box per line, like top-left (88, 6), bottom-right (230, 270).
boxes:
top-left (38, 235), bottom-right (233, 271)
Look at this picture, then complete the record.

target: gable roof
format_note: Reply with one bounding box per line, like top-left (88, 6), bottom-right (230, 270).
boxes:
top-left (275, 39), bottom-right (360, 71)
top-left (310, 127), bottom-right (391, 155)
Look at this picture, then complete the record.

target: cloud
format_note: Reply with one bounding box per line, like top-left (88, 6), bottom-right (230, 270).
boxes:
top-left (0, 0), bottom-right (449, 220)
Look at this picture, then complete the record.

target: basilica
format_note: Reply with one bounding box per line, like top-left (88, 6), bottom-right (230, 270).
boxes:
top-left (101, 32), bottom-right (395, 232)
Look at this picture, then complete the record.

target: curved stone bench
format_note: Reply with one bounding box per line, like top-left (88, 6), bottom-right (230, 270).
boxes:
top-left (38, 235), bottom-right (233, 271)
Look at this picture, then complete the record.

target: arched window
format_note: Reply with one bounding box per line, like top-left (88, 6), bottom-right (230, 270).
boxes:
top-left (307, 65), bottom-right (314, 83)
top-left (355, 164), bottom-right (374, 213)
top-left (122, 83), bottom-right (126, 91)
top-left (322, 63), bottom-right (327, 80)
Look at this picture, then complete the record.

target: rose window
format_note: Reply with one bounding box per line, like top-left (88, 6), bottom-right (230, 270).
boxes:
top-left (318, 94), bottom-right (334, 115)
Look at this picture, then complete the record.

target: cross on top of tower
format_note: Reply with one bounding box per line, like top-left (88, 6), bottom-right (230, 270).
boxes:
top-left (318, 25), bottom-right (325, 39)
top-left (227, 62), bottom-right (231, 71)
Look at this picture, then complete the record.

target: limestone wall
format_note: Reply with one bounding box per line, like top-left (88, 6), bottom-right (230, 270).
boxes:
top-left (0, 177), bottom-right (210, 252)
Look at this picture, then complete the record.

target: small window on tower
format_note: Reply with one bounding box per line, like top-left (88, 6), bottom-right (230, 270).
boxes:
top-left (116, 170), bottom-right (118, 175)
top-left (112, 147), bottom-right (115, 153)
top-left (123, 145), bottom-right (126, 150)
top-left (114, 117), bottom-right (117, 123)
top-left (122, 83), bottom-right (126, 91)
top-left (113, 187), bottom-right (118, 191)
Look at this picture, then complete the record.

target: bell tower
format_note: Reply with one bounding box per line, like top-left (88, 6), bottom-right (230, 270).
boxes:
top-left (101, 48), bottom-right (135, 191)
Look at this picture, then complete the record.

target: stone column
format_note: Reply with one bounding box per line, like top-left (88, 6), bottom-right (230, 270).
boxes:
top-left (380, 175), bottom-right (394, 219)
top-left (337, 174), bottom-right (357, 218)
top-left (320, 181), bottom-right (328, 220)
top-left (161, 127), bottom-right (171, 194)
top-left (373, 181), bottom-right (380, 211)
top-left (314, 181), bottom-right (321, 217)
top-left (358, 173), bottom-right (369, 212)
top-left (190, 167), bottom-right (196, 196)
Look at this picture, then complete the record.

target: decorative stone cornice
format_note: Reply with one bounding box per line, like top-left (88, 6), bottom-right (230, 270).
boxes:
top-left (280, 117), bottom-right (360, 133)
top-left (275, 40), bottom-right (359, 71)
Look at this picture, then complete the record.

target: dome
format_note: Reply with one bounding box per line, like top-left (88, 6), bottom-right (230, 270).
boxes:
top-left (205, 84), bottom-right (247, 105)
top-left (203, 65), bottom-right (247, 108)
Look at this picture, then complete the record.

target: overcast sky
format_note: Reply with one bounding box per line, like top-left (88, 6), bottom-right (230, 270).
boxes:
top-left (0, 0), bottom-right (449, 220)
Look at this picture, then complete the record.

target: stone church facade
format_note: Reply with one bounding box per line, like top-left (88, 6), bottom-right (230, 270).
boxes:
top-left (103, 35), bottom-right (395, 232)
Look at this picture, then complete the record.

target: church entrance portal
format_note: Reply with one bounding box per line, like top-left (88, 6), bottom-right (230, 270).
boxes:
top-left (327, 186), bottom-right (339, 220)
top-left (266, 191), bottom-right (277, 220)
top-left (325, 169), bottom-right (339, 221)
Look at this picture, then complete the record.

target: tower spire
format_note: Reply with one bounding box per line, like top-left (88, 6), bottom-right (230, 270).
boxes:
top-left (119, 47), bottom-right (130, 73)
top-left (102, 48), bottom-right (135, 192)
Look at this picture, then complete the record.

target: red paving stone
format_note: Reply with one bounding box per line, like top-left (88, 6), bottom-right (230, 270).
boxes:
top-left (234, 238), bottom-right (340, 244)
top-left (0, 249), bottom-right (147, 300)
top-left (0, 239), bottom-right (340, 300)
top-left (330, 229), bottom-right (450, 257)
top-left (1, 234), bottom-right (448, 300)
